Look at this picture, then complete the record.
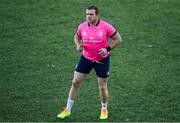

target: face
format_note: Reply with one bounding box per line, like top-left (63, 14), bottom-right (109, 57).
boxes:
top-left (86, 9), bottom-right (98, 25)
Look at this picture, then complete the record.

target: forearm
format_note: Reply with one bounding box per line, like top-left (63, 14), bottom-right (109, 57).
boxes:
top-left (74, 35), bottom-right (83, 52)
top-left (109, 32), bottom-right (122, 50)
top-left (74, 35), bottom-right (82, 46)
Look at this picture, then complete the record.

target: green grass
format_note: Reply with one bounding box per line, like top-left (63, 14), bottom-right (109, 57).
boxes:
top-left (0, 0), bottom-right (180, 122)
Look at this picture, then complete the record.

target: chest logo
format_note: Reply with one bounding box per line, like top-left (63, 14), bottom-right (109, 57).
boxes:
top-left (99, 31), bottom-right (103, 37)
top-left (83, 32), bottom-right (87, 36)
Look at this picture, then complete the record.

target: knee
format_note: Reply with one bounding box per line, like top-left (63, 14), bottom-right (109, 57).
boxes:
top-left (72, 79), bottom-right (81, 88)
top-left (99, 85), bottom-right (107, 91)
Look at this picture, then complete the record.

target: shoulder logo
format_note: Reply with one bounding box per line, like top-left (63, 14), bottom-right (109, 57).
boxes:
top-left (83, 32), bottom-right (87, 36)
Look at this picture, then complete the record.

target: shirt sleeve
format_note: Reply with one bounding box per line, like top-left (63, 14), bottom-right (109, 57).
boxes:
top-left (107, 23), bottom-right (117, 38)
top-left (76, 25), bottom-right (82, 39)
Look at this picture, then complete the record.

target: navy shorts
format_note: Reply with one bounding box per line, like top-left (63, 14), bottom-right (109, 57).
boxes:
top-left (75, 55), bottom-right (110, 78)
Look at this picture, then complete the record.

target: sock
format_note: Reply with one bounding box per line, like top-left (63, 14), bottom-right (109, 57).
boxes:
top-left (66, 99), bottom-right (74, 112)
top-left (101, 102), bottom-right (108, 109)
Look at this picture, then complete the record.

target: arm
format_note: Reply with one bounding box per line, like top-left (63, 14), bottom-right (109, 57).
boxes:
top-left (74, 34), bottom-right (83, 52)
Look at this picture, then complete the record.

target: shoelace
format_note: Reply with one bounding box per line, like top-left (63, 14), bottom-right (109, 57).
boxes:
top-left (101, 109), bottom-right (107, 115)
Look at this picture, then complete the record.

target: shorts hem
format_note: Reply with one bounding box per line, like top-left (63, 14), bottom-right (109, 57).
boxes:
top-left (75, 70), bottom-right (89, 74)
top-left (96, 75), bottom-right (109, 78)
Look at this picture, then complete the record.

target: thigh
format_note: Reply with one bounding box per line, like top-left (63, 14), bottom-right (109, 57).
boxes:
top-left (75, 55), bottom-right (93, 74)
top-left (94, 56), bottom-right (110, 78)
top-left (73, 71), bottom-right (86, 82)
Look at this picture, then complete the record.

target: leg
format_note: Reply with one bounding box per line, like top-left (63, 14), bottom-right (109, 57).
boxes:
top-left (57, 55), bottom-right (92, 119)
top-left (68, 71), bottom-right (86, 100)
top-left (98, 77), bottom-right (109, 120)
top-left (94, 56), bottom-right (110, 103)
top-left (98, 77), bottom-right (109, 103)
top-left (57, 71), bottom-right (86, 119)
top-left (66, 55), bottom-right (92, 111)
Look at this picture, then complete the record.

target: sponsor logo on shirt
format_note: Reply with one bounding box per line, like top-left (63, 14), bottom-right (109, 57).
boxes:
top-left (83, 40), bottom-right (102, 43)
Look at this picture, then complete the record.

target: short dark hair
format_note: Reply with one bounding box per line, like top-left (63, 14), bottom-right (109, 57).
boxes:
top-left (86, 5), bottom-right (99, 15)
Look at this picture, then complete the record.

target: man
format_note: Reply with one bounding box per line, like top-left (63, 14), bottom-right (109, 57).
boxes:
top-left (57, 5), bottom-right (121, 120)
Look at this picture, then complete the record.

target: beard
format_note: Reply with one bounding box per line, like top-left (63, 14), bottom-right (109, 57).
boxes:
top-left (87, 18), bottom-right (97, 25)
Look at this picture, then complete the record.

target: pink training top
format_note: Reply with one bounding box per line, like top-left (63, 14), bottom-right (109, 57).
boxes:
top-left (76, 19), bottom-right (117, 61)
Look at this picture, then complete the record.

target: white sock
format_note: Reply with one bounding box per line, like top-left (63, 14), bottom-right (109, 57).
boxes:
top-left (66, 99), bottom-right (74, 112)
top-left (101, 102), bottom-right (108, 109)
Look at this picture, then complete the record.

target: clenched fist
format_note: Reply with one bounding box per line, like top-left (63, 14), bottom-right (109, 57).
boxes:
top-left (98, 48), bottom-right (108, 56)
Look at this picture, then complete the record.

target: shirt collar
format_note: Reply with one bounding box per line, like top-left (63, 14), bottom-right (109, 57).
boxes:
top-left (88, 19), bottom-right (100, 27)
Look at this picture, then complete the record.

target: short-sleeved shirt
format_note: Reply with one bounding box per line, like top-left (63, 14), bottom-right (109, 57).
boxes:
top-left (76, 19), bottom-right (117, 61)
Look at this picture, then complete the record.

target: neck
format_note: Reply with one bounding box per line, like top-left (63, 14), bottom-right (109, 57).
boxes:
top-left (92, 19), bottom-right (98, 25)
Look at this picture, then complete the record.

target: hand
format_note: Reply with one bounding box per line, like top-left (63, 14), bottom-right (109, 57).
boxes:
top-left (98, 48), bottom-right (108, 56)
top-left (76, 44), bottom-right (83, 52)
